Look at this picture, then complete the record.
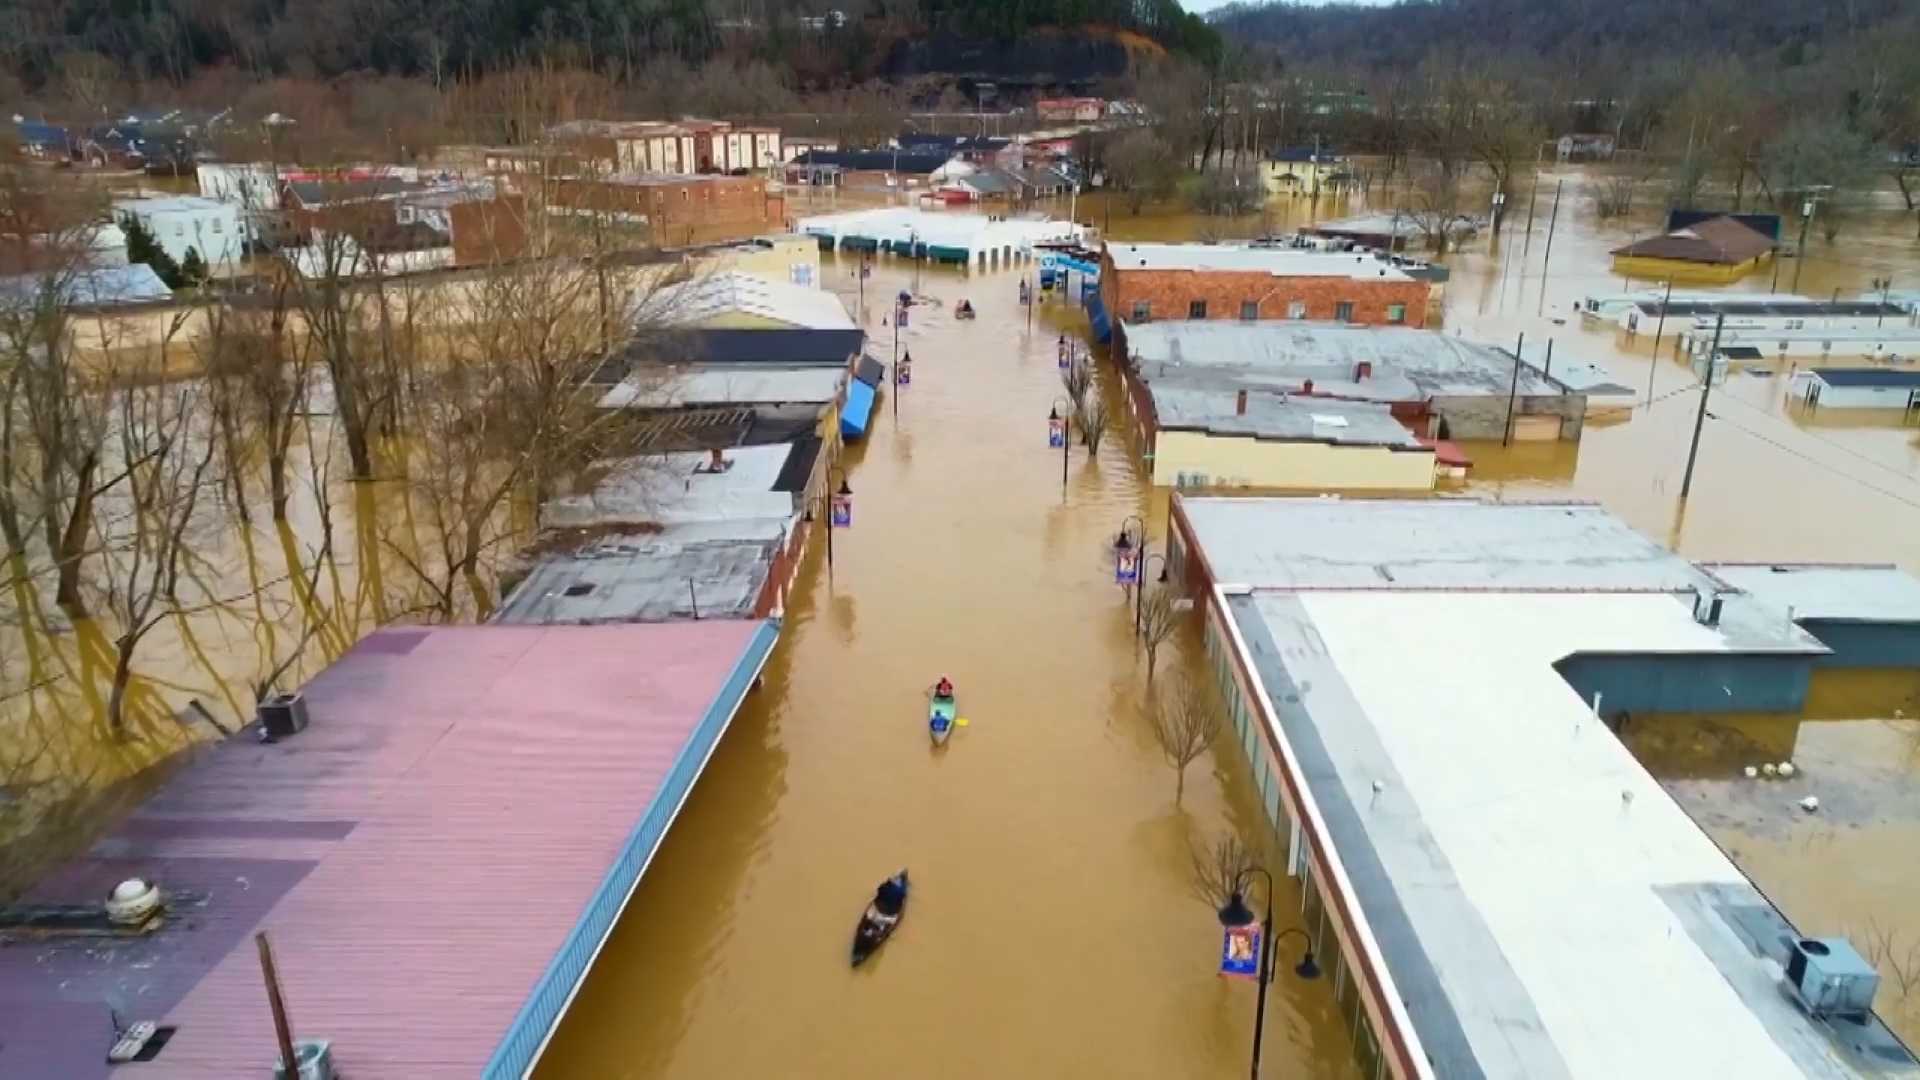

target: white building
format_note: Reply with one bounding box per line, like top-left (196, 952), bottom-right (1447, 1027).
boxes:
top-left (1791, 368), bottom-right (1920, 411)
top-left (113, 195), bottom-right (244, 269)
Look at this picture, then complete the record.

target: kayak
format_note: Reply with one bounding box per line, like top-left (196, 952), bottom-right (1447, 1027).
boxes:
top-left (851, 870), bottom-right (910, 967)
top-left (929, 695), bottom-right (956, 745)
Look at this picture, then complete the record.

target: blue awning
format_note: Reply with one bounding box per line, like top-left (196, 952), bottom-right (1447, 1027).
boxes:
top-left (841, 377), bottom-right (876, 440)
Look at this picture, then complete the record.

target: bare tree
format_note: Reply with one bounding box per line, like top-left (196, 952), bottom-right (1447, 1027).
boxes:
top-left (1060, 357), bottom-right (1093, 412)
top-left (1103, 130), bottom-right (1180, 215)
top-left (90, 374), bottom-right (219, 733)
top-left (1076, 393), bottom-right (1111, 455)
top-left (1189, 165), bottom-right (1264, 217)
top-left (1151, 673), bottom-right (1220, 803)
top-left (1139, 583), bottom-right (1185, 683)
top-left (1189, 831), bottom-right (1257, 910)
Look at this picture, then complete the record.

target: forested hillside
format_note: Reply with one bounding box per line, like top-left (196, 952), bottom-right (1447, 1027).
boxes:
top-left (0, 0), bottom-right (1216, 92)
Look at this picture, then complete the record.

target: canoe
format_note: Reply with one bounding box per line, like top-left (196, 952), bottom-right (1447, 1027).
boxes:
top-left (851, 870), bottom-right (910, 967)
top-left (929, 695), bottom-right (956, 745)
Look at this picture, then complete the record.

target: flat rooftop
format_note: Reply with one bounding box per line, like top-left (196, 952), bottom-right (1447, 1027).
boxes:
top-left (597, 365), bottom-right (846, 409)
top-left (1104, 242), bottom-right (1414, 281)
top-left (1705, 563), bottom-right (1920, 623)
top-left (1805, 368), bottom-right (1920, 389)
top-left (644, 270), bottom-right (855, 330)
top-left (0, 621), bottom-right (779, 1079)
top-left (1187, 497), bottom-right (1917, 1079)
top-left (1150, 385), bottom-right (1426, 449)
top-left (1124, 321), bottom-right (1570, 401)
top-left (544, 443), bottom-right (802, 529)
top-left (497, 523), bottom-right (783, 624)
top-left (1643, 299), bottom-right (1907, 319)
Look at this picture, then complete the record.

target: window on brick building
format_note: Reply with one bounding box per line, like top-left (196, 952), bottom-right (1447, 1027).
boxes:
top-left (1386, 303), bottom-right (1407, 324)
top-left (1287, 300), bottom-right (1306, 319)
top-left (1188, 300), bottom-right (1207, 319)
top-left (1334, 301), bottom-right (1355, 322)
top-left (1132, 301), bottom-right (1151, 322)
top-left (1240, 300), bottom-right (1258, 320)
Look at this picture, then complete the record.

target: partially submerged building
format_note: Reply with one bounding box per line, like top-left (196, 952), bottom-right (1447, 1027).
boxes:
top-left (796, 206), bottom-right (1083, 271)
top-left (1095, 243), bottom-right (1432, 341)
top-left (1117, 322), bottom-right (1583, 489)
top-left (641, 270), bottom-right (855, 330)
top-left (0, 618), bottom-right (778, 1079)
top-left (1610, 215), bottom-right (1775, 283)
top-left (1790, 368), bottom-right (1920, 414)
top-left (1169, 495), bottom-right (1920, 1080)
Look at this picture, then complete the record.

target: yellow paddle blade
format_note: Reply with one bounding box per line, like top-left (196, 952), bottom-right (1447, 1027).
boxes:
top-left (955, 717), bottom-right (970, 727)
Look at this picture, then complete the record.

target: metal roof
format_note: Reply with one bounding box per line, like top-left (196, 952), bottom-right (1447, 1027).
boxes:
top-left (1611, 216), bottom-right (1774, 265)
top-left (1105, 242), bottom-right (1413, 281)
top-left (790, 149), bottom-right (950, 173)
top-left (0, 621), bottom-right (779, 1080)
top-left (1151, 386), bottom-right (1427, 449)
top-left (1640, 300), bottom-right (1905, 318)
top-left (1807, 367), bottom-right (1920, 388)
top-left (796, 207), bottom-right (1084, 258)
top-left (1124, 321), bottom-right (1571, 401)
top-left (641, 271), bottom-right (855, 330)
top-left (598, 366), bottom-right (845, 408)
top-left (110, 195), bottom-right (237, 215)
top-left (0, 264), bottom-right (173, 308)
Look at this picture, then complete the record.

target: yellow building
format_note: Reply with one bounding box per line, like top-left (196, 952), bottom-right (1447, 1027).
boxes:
top-left (696, 233), bottom-right (821, 290)
top-left (1609, 216), bottom-right (1775, 283)
top-left (1147, 387), bottom-right (1436, 491)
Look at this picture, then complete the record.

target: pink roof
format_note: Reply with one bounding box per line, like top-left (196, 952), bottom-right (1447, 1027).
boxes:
top-left (0, 620), bottom-right (775, 1079)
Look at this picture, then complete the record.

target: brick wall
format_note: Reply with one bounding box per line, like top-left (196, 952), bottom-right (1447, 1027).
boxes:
top-left (450, 195), bottom-right (529, 266)
top-left (1101, 258), bottom-right (1431, 328)
top-left (549, 176), bottom-right (780, 246)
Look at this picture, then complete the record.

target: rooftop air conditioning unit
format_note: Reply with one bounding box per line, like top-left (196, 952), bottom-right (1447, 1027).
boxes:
top-left (1785, 937), bottom-right (1879, 1020)
top-left (258, 690), bottom-right (309, 741)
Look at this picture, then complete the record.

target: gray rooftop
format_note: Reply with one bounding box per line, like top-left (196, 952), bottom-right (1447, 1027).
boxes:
top-left (1124, 321), bottom-right (1570, 402)
top-left (1105, 242), bottom-right (1414, 281)
top-left (1150, 386), bottom-right (1427, 449)
top-left (495, 525), bottom-right (780, 624)
top-left (1184, 498), bottom-right (1714, 592)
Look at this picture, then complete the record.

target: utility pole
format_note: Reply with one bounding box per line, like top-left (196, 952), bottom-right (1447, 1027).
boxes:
top-left (1520, 171), bottom-right (1540, 261)
top-left (1503, 331), bottom-right (1525, 447)
top-left (1792, 194), bottom-right (1818, 294)
top-left (1536, 179), bottom-right (1564, 316)
top-left (1648, 279), bottom-right (1673, 404)
top-left (1680, 314), bottom-right (1724, 499)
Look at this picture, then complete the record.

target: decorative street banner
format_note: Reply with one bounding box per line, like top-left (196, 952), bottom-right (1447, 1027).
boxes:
top-left (896, 360), bottom-right (911, 387)
top-left (830, 493), bottom-right (852, 528)
top-left (1048, 416), bottom-right (1066, 449)
top-left (1220, 923), bottom-right (1261, 979)
top-left (896, 304), bottom-right (909, 328)
top-left (1115, 550), bottom-right (1140, 585)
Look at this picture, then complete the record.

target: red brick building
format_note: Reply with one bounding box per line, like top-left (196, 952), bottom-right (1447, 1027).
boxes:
top-left (547, 175), bottom-right (786, 247)
top-left (1099, 242), bottom-right (1433, 329)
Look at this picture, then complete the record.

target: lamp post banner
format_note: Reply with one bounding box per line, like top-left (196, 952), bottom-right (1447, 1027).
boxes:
top-left (831, 494), bottom-right (852, 528)
top-left (1220, 924), bottom-right (1261, 979)
top-left (1048, 417), bottom-right (1066, 449)
top-left (1115, 551), bottom-right (1139, 585)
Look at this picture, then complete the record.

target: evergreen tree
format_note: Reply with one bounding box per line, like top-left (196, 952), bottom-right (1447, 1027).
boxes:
top-left (178, 246), bottom-right (207, 288)
top-left (120, 214), bottom-right (182, 288)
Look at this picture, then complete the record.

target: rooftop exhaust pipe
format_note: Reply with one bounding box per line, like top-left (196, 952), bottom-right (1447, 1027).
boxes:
top-left (258, 691), bottom-right (309, 741)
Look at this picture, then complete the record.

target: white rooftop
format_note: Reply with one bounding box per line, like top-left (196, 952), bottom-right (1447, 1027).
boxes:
top-left (111, 194), bottom-right (233, 214)
top-left (1705, 563), bottom-right (1920, 624)
top-left (795, 207), bottom-right (1083, 256)
top-left (1150, 386), bottom-right (1426, 448)
top-left (1105, 242), bottom-right (1414, 281)
top-left (641, 270), bottom-right (854, 330)
top-left (544, 444), bottom-right (794, 528)
top-left (1194, 497), bottom-right (1914, 1079)
top-left (597, 365), bottom-right (845, 409)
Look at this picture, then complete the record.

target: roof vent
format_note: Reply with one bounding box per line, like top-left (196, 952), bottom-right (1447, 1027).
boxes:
top-left (258, 691), bottom-right (310, 741)
top-left (1690, 588), bottom-right (1725, 627)
top-left (1785, 937), bottom-right (1879, 1020)
top-left (274, 1039), bottom-right (337, 1080)
top-left (105, 878), bottom-right (164, 925)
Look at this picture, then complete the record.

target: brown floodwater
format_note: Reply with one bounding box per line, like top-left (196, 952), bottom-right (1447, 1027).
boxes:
top-left (10, 169), bottom-right (1920, 1069)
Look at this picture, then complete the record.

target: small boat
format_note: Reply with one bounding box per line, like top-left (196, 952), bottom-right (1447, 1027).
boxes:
top-left (851, 870), bottom-right (909, 967)
top-left (929, 693), bottom-right (956, 745)
top-left (955, 302), bottom-right (976, 320)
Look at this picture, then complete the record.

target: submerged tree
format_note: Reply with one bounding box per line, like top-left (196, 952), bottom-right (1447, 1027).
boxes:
top-left (1151, 673), bottom-right (1220, 803)
top-left (1138, 583), bottom-right (1186, 684)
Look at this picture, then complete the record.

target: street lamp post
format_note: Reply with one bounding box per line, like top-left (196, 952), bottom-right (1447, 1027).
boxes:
top-left (894, 349), bottom-right (910, 421)
top-left (1048, 398), bottom-right (1071, 498)
top-left (1114, 515), bottom-right (1143, 595)
top-left (823, 468), bottom-right (852, 574)
top-left (1218, 868), bottom-right (1320, 1080)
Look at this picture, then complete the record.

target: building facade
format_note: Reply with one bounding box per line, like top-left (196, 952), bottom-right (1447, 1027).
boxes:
top-left (112, 195), bottom-right (244, 268)
top-left (1099, 243), bottom-right (1432, 329)
top-left (548, 175), bottom-right (786, 247)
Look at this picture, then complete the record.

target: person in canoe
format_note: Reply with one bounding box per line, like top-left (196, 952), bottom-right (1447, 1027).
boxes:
top-left (928, 677), bottom-right (957, 745)
top-left (955, 299), bottom-right (975, 319)
top-left (852, 871), bottom-right (909, 966)
top-left (933, 676), bottom-right (954, 700)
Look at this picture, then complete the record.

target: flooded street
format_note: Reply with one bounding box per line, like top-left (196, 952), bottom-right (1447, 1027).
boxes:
top-left (544, 178), bottom-right (1920, 1073)
top-left (7, 170), bottom-right (1919, 1071)
top-left (537, 256), bottom-right (1362, 1077)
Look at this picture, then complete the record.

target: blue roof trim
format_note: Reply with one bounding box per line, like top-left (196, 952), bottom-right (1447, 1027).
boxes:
top-left (482, 618), bottom-right (781, 1079)
top-left (841, 378), bottom-right (876, 439)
